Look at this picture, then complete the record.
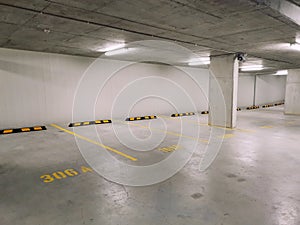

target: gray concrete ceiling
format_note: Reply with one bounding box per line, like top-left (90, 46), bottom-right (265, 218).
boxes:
top-left (0, 0), bottom-right (299, 74)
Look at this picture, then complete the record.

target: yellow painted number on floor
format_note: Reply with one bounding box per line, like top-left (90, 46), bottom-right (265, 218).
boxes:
top-left (52, 171), bottom-right (67, 179)
top-left (40, 166), bottom-right (93, 183)
top-left (40, 174), bottom-right (55, 183)
top-left (64, 168), bottom-right (79, 177)
top-left (81, 166), bottom-right (93, 173)
top-left (158, 145), bottom-right (181, 153)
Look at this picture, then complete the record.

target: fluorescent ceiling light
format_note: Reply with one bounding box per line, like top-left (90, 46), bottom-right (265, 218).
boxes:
top-left (188, 57), bottom-right (210, 66)
top-left (274, 70), bottom-right (288, 75)
top-left (97, 43), bottom-right (126, 52)
top-left (104, 47), bottom-right (132, 56)
top-left (290, 43), bottom-right (300, 51)
top-left (240, 65), bottom-right (263, 71)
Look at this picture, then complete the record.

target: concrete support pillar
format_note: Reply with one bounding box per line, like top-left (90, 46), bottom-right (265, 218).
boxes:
top-left (284, 69), bottom-right (300, 115)
top-left (208, 54), bottom-right (239, 128)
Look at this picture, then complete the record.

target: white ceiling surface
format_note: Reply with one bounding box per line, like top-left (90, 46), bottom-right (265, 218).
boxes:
top-left (0, 0), bottom-right (299, 74)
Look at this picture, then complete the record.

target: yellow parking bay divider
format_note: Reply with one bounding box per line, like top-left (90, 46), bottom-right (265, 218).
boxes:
top-left (50, 124), bottom-right (137, 161)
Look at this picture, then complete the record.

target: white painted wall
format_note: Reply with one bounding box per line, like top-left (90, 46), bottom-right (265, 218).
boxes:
top-left (0, 48), bottom-right (209, 128)
top-left (237, 74), bottom-right (286, 107)
top-left (255, 75), bottom-right (286, 105)
top-left (0, 48), bottom-right (93, 129)
top-left (238, 75), bottom-right (255, 107)
top-left (0, 47), bottom-right (288, 129)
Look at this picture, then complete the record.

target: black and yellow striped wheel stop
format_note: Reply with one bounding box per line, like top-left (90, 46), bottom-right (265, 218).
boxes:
top-left (171, 112), bottom-right (195, 117)
top-left (265, 104), bottom-right (276, 108)
top-left (274, 102), bottom-right (284, 106)
top-left (0, 126), bottom-right (47, 135)
top-left (69, 120), bottom-right (112, 127)
top-left (246, 105), bottom-right (260, 110)
top-left (125, 115), bottom-right (157, 121)
top-left (200, 111), bottom-right (209, 114)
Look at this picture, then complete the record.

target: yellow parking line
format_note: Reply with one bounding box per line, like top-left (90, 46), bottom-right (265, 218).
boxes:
top-left (50, 124), bottom-right (137, 161)
top-left (235, 128), bottom-right (255, 133)
top-left (220, 134), bottom-right (235, 138)
top-left (260, 125), bottom-right (273, 129)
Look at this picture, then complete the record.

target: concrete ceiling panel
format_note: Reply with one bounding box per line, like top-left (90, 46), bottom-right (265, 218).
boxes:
top-left (0, 0), bottom-right (299, 71)
top-left (47, 0), bottom-right (115, 12)
top-left (183, 10), bottom-right (288, 38)
top-left (95, 0), bottom-right (185, 29)
top-left (0, 38), bottom-right (9, 46)
top-left (110, 20), bottom-right (167, 36)
top-left (86, 27), bottom-right (161, 43)
top-left (0, 5), bottom-right (37, 25)
top-left (26, 14), bottom-right (101, 35)
top-left (215, 26), bottom-right (297, 45)
top-left (44, 3), bottom-right (120, 25)
top-left (173, 0), bottom-right (264, 17)
top-left (11, 27), bottom-right (75, 43)
top-left (0, 22), bottom-right (19, 38)
top-left (0, 0), bottom-right (50, 11)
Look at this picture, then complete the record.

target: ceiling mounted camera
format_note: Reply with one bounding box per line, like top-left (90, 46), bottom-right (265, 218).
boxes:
top-left (235, 52), bottom-right (247, 62)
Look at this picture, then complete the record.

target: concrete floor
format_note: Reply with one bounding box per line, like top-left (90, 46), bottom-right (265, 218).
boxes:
top-left (1, 106), bottom-right (299, 225)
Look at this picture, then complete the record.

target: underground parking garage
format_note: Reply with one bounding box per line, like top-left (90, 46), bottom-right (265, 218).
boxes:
top-left (0, 1), bottom-right (300, 225)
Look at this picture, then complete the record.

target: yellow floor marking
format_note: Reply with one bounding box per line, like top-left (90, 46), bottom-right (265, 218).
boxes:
top-left (158, 145), bottom-right (181, 153)
top-left (220, 134), bottom-right (235, 139)
top-left (118, 120), bottom-right (208, 144)
top-left (235, 128), bottom-right (255, 133)
top-left (50, 124), bottom-right (137, 161)
top-left (40, 166), bottom-right (93, 183)
top-left (260, 125), bottom-right (273, 129)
